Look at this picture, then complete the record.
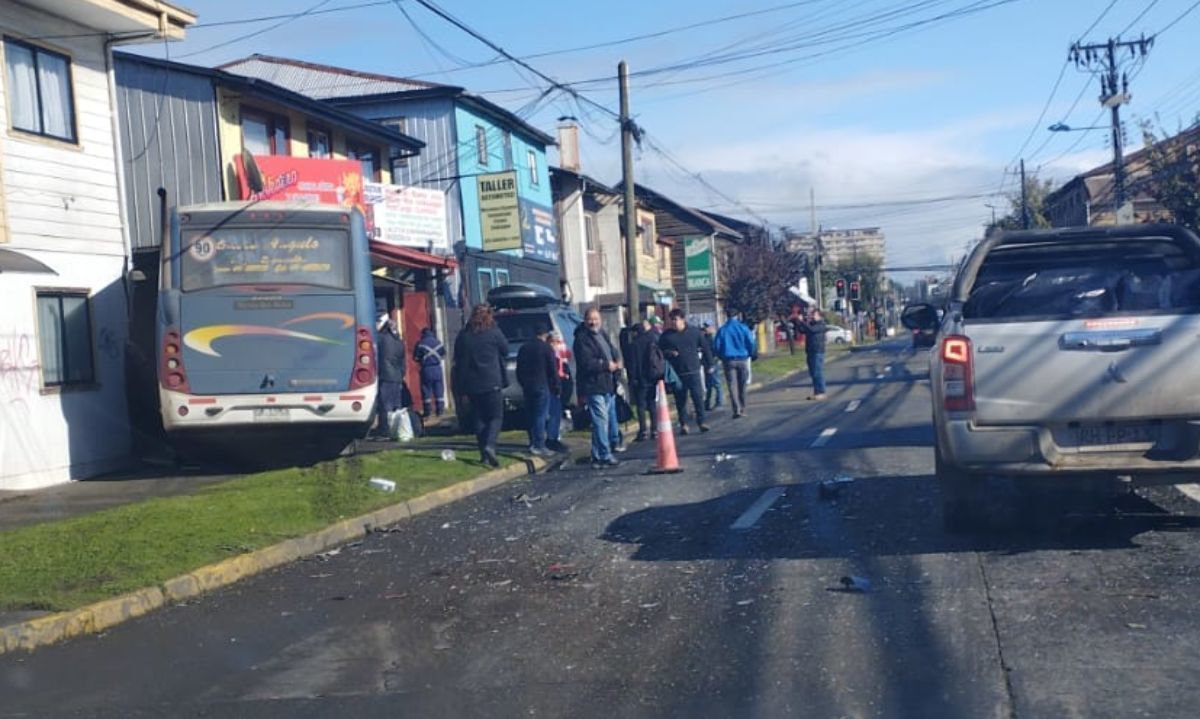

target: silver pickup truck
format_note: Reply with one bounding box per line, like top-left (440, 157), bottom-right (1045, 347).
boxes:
top-left (903, 224), bottom-right (1200, 531)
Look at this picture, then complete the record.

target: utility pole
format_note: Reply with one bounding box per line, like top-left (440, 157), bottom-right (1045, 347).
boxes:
top-left (1020, 158), bottom-right (1030, 229)
top-left (810, 187), bottom-right (821, 310)
top-left (1070, 35), bottom-right (1154, 215)
top-left (619, 61), bottom-right (640, 326)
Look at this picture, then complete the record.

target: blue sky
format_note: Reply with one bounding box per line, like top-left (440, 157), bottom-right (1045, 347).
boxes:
top-left (139, 0), bottom-right (1200, 276)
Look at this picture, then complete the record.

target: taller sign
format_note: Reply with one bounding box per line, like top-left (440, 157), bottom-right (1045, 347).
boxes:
top-left (477, 171), bottom-right (521, 251)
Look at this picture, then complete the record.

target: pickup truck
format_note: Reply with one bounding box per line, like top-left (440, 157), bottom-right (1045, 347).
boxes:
top-left (903, 224), bottom-right (1200, 531)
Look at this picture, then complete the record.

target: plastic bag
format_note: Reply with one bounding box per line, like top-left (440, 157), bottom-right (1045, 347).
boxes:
top-left (388, 408), bottom-right (414, 442)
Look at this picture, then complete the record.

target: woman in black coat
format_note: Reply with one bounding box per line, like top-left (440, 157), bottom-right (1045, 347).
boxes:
top-left (453, 304), bottom-right (510, 466)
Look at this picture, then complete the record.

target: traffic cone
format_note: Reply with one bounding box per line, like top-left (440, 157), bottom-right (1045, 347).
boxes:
top-left (650, 380), bottom-right (683, 474)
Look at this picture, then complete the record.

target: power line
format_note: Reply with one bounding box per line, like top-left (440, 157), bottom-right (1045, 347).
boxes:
top-left (1119, 0), bottom-right (1162, 35)
top-left (176, 0), bottom-right (337, 59)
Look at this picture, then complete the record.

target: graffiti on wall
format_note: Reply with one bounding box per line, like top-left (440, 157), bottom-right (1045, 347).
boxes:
top-left (0, 333), bottom-right (40, 397)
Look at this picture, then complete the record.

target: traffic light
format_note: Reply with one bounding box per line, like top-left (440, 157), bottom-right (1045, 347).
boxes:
top-left (835, 278), bottom-right (846, 298)
top-left (850, 281), bottom-right (861, 302)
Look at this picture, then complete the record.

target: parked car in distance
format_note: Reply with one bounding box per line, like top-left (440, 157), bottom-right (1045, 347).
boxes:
top-left (459, 284), bottom-right (582, 432)
top-left (904, 224), bottom-right (1200, 532)
top-left (826, 325), bottom-right (853, 345)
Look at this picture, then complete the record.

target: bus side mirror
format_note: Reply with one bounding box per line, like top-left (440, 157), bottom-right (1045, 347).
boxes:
top-left (128, 269), bottom-right (148, 283)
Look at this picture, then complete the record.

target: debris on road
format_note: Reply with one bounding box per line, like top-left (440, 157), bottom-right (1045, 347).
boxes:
top-left (546, 563), bottom-right (579, 581)
top-left (489, 579), bottom-right (513, 588)
top-left (640, 602), bottom-right (660, 609)
top-left (818, 476), bottom-right (855, 500)
top-left (512, 492), bottom-right (548, 506)
top-left (735, 599), bottom-right (755, 606)
top-left (440, 449), bottom-right (457, 461)
top-left (314, 548), bottom-right (342, 561)
top-left (369, 477), bottom-right (396, 492)
top-left (714, 453), bottom-right (739, 462)
top-left (837, 576), bottom-right (872, 593)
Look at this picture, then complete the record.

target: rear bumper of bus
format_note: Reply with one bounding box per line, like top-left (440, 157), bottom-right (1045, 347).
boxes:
top-left (159, 385), bottom-right (376, 432)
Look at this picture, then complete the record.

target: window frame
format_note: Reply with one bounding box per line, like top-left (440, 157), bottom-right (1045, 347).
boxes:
top-left (380, 117), bottom-right (409, 169)
top-left (478, 268), bottom-right (495, 301)
top-left (3, 36), bottom-right (78, 144)
top-left (495, 268), bottom-right (511, 287)
top-left (475, 125), bottom-right (489, 167)
top-left (33, 288), bottom-right (96, 392)
top-left (346, 140), bottom-right (381, 182)
top-left (527, 149), bottom-right (539, 186)
top-left (306, 124), bottom-right (331, 159)
top-left (241, 107), bottom-right (290, 156)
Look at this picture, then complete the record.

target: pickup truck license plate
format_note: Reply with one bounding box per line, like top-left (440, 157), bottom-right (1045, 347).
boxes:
top-left (1070, 423), bottom-right (1159, 447)
top-left (252, 407), bottom-right (289, 422)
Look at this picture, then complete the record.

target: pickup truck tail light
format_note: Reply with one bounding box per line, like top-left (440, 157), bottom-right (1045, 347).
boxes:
top-left (942, 335), bottom-right (975, 412)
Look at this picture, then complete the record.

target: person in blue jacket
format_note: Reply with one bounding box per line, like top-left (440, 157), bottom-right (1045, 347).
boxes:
top-left (712, 312), bottom-right (758, 419)
top-left (414, 327), bottom-right (446, 418)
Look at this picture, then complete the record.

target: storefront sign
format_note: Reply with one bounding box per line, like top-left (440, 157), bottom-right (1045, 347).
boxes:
top-left (235, 155), bottom-right (364, 210)
top-left (520, 199), bottom-right (558, 264)
top-left (685, 235), bottom-right (714, 290)
top-left (363, 182), bottom-right (448, 251)
top-left (477, 170), bottom-right (521, 251)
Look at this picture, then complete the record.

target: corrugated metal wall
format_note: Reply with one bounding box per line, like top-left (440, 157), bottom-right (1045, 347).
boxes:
top-left (115, 56), bottom-right (223, 251)
top-left (338, 97), bottom-right (464, 250)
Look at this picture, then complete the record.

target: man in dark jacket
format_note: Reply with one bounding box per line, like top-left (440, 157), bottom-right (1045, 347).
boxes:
top-left (793, 309), bottom-right (828, 400)
top-left (516, 323), bottom-right (560, 457)
top-left (453, 304), bottom-right (510, 466)
top-left (574, 308), bottom-right (624, 467)
top-left (701, 322), bottom-right (723, 411)
top-left (414, 327), bottom-right (446, 418)
top-left (626, 319), bottom-right (662, 442)
top-left (374, 311), bottom-right (407, 439)
top-left (659, 308), bottom-right (712, 433)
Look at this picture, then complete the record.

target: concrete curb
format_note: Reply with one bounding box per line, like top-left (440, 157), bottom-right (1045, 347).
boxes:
top-left (0, 454), bottom-right (559, 656)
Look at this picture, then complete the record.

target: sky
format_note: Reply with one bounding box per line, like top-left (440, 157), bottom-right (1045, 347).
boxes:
top-left (134, 0), bottom-right (1200, 280)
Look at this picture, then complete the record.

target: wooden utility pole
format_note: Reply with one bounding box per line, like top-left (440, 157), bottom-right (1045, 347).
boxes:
top-left (619, 61), bottom-right (639, 325)
top-left (1020, 159), bottom-right (1030, 229)
top-left (810, 187), bottom-right (821, 310)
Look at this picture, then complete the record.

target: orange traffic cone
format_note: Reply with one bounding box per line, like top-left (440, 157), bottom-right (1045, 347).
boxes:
top-left (650, 380), bottom-right (683, 474)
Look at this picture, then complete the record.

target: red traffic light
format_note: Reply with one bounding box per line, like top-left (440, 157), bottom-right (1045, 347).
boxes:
top-left (835, 279), bottom-right (846, 298)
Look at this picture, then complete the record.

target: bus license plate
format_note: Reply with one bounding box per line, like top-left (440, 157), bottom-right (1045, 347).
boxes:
top-left (253, 408), bottom-right (289, 421)
top-left (1070, 423), bottom-right (1159, 448)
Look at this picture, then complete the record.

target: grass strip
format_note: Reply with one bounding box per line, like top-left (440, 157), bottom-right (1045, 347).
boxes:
top-left (0, 450), bottom-right (511, 613)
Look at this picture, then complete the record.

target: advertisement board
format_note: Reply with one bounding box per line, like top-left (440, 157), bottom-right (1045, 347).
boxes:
top-left (685, 235), bottom-right (714, 290)
top-left (477, 171), bottom-right (521, 251)
top-left (520, 199), bottom-right (558, 264)
top-left (363, 182), bottom-right (448, 251)
top-left (235, 155), bottom-right (364, 209)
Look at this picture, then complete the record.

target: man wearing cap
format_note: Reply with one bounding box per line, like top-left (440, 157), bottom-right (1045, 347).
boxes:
top-left (374, 310), bottom-right (408, 439)
top-left (516, 323), bottom-right (560, 457)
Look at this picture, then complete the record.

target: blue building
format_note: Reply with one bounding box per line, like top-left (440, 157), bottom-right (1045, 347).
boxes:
top-left (218, 55), bottom-right (560, 332)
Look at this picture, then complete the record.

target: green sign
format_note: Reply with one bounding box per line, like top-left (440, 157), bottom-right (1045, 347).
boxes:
top-left (477, 170), bottom-right (521, 251)
top-left (685, 236), bottom-right (713, 290)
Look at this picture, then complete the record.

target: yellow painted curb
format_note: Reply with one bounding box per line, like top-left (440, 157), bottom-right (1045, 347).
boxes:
top-left (0, 454), bottom-right (558, 656)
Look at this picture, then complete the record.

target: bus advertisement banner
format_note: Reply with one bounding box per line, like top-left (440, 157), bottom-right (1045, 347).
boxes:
top-left (236, 155), bottom-right (365, 211)
top-left (363, 182), bottom-right (449, 252)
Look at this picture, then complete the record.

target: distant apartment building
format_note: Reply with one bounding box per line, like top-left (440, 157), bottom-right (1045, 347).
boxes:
top-left (785, 227), bottom-right (885, 267)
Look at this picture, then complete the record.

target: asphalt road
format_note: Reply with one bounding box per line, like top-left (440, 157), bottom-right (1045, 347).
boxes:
top-left (6, 340), bottom-right (1200, 718)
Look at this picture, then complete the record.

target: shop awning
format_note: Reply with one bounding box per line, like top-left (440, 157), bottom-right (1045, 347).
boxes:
top-left (0, 248), bottom-right (56, 274)
top-left (369, 242), bottom-right (457, 271)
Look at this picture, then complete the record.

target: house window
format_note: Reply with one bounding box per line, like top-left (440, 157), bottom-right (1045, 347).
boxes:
top-left (475, 125), bottom-right (488, 166)
top-left (4, 38), bottom-right (76, 143)
top-left (36, 291), bottom-right (94, 388)
top-left (528, 150), bottom-right (539, 185)
top-left (307, 127), bottom-right (331, 159)
top-left (347, 142), bottom-right (380, 182)
top-left (585, 215), bottom-right (598, 252)
top-left (495, 269), bottom-right (510, 287)
top-left (502, 130), bottom-right (512, 169)
top-left (381, 117), bottom-right (408, 169)
top-left (658, 245), bottom-right (668, 271)
top-left (242, 109), bottom-right (289, 156)
top-left (478, 268), bottom-right (494, 300)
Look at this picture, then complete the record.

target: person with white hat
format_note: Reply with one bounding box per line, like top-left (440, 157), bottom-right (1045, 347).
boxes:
top-left (374, 310), bottom-right (408, 439)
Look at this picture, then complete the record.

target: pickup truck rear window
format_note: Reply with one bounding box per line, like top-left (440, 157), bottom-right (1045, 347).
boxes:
top-left (964, 239), bottom-right (1200, 321)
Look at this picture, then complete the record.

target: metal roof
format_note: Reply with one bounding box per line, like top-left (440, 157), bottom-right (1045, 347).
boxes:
top-left (217, 55), bottom-right (450, 100)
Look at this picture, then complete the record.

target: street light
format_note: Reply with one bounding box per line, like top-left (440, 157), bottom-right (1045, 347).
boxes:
top-left (1048, 122), bottom-right (1108, 132)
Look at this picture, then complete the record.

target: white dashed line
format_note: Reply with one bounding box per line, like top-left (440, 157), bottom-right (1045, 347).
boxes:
top-left (730, 487), bottom-right (787, 530)
top-left (811, 427), bottom-right (837, 448)
top-left (845, 400), bottom-right (861, 413)
top-left (1177, 484), bottom-right (1200, 504)
top-left (875, 374), bottom-right (885, 380)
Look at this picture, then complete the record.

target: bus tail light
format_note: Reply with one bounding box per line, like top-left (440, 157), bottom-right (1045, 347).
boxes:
top-left (160, 329), bottom-right (191, 394)
top-left (350, 326), bottom-right (376, 390)
top-left (941, 335), bottom-right (974, 412)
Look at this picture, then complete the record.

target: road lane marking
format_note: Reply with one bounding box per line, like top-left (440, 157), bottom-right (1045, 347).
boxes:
top-left (730, 487), bottom-right (787, 530)
top-left (845, 400), bottom-right (861, 413)
top-left (811, 427), bottom-right (837, 448)
top-left (1177, 484), bottom-right (1200, 504)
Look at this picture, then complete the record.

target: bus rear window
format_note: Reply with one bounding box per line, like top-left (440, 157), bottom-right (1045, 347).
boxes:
top-left (180, 227), bottom-right (350, 292)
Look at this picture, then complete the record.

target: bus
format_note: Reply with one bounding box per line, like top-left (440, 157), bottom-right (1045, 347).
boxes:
top-left (157, 202), bottom-right (378, 464)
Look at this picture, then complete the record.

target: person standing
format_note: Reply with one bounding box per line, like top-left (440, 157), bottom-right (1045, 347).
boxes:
top-left (574, 308), bottom-right (625, 467)
top-left (414, 327), bottom-right (446, 418)
top-left (627, 319), bottom-right (665, 442)
top-left (713, 312), bottom-right (758, 418)
top-left (374, 311), bottom-right (407, 439)
top-left (659, 308), bottom-right (712, 434)
top-left (548, 331), bottom-right (572, 451)
top-left (516, 324), bottom-right (559, 458)
top-left (452, 304), bottom-right (510, 467)
top-left (701, 322), bottom-right (723, 411)
top-left (793, 308), bottom-right (828, 400)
